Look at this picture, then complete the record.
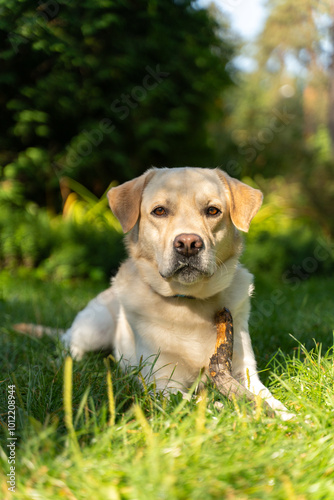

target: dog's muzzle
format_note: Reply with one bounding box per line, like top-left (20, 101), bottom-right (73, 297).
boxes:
top-left (160, 233), bottom-right (212, 283)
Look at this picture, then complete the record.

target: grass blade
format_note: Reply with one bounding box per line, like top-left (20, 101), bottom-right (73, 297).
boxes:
top-left (104, 356), bottom-right (116, 427)
top-left (63, 356), bottom-right (80, 455)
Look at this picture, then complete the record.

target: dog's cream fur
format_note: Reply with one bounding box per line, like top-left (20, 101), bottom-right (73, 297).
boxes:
top-left (63, 167), bottom-right (291, 418)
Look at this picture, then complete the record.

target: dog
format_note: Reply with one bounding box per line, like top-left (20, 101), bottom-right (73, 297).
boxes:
top-left (62, 167), bottom-right (291, 419)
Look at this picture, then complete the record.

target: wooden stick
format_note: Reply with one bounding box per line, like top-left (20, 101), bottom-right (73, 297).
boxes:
top-left (209, 308), bottom-right (274, 416)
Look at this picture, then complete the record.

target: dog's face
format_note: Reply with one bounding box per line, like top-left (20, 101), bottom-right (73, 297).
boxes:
top-left (139, 168), bottom-right (235, 285)
top-left (108, 167), bottom-right (262, 288)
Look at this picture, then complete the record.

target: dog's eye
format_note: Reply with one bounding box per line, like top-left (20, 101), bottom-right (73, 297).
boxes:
top-left (206, 206), bottom-right (221, 217)
top-left (152, 206), bottom-right (167, 217)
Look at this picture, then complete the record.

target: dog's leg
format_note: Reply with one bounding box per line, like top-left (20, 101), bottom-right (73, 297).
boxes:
top-left (232, 321), bottom-right (293, 420)
top-left (62, 288), bottom-right (118, 360)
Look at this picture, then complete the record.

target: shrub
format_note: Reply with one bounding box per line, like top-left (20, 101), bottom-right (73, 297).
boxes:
top-left (0, 201), bottom-right (124, 281)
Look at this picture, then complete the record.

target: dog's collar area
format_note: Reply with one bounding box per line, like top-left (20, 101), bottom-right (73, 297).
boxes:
top-left (171, 294), bottom-right (196, 299)
top-left (147, 283), bottom-right (198, 300)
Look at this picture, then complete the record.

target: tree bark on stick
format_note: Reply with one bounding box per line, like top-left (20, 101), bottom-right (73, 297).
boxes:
top-left (209, 308), bottom-right (274, 416)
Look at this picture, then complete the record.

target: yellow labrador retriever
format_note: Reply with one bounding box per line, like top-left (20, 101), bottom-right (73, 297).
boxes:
top-left (63, 167), bottom-right (290, 418)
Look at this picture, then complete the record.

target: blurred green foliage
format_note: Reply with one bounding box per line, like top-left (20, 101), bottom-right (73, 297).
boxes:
top-left (0, 0), bottom-right (333, 280)
top-left (220, 72), bottom-right (334, 237)
top-left (242, 179), bottom-right (334, 282)
top-left (0, 183), bottom-right (124, 280)
top-left (0, 0), bottom-right (234, 210)
top-left (220, 0), bottom-right (334, 238)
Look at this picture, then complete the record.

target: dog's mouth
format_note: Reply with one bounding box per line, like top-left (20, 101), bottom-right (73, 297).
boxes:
top-left (160, 260), bottom-right (213, 284)
top-left (174, 265), bottom-right (209, 284)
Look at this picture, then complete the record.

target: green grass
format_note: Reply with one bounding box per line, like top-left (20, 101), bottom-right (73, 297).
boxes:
top-left (1, 269), bottom-right (334, 499)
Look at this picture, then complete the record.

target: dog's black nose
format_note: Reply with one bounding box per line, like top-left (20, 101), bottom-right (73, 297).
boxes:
top-left (173, 233), bottom-right (204, 257)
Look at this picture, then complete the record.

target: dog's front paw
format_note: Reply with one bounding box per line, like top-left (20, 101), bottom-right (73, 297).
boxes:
top-left (269, 398), bottom-right (295, 421)
top-left (61, 330), bottom-right (85, 360)
top-left (69, 344), bottom-right (85, 360)
top-left (275, 409), bottom-right (295, 421)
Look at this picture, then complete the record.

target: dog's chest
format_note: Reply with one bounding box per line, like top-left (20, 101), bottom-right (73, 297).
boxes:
top-left (120, 291), bottom-right (220, 366)
top-left (112, 259), bottom-right (252, 367)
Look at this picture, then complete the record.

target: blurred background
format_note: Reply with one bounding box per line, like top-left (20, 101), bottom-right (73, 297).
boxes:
top-left (0, 0), bottom-right (333, 283)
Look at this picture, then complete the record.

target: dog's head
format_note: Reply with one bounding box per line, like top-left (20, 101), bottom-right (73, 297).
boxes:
top-left (108, 167), bottom-right (262, 291)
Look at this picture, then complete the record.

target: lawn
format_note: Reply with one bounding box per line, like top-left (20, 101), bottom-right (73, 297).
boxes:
top-left (1, 269), bottom-right (334, 499)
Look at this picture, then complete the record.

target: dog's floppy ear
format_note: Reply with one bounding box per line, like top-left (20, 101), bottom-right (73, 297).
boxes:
top-left (216, 169), bottom-right (263, 232)
top-left (107, 169), bottom-right (156, 233)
